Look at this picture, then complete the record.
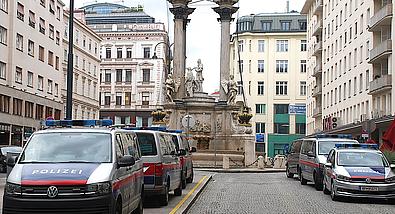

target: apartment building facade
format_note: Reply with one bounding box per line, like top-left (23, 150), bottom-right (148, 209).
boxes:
top-left (63, 12), bottom-right (102, 120)
top-left (0, 0), bottom-right (64, 146)
top-left (81, 3), bottom-right (168, 126)
top-left (230, 13), bottom-right (308, 157)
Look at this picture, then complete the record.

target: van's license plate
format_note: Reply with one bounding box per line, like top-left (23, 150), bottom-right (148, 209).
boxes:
top-left (360, 186), bottom-right (379, 191)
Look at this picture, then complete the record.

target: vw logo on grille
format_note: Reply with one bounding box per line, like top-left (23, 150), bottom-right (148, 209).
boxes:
top-left (47, 186), bottom-right (58, 198)
top-left (366, 178), bottom-right (372, 184)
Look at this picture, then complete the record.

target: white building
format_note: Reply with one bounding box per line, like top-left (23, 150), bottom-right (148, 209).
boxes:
top-left (230, 13), bottom-right (308, 157)
top-left (63, 12), bottom-right (101, 120)
top-left (0, 0), bottom-right (65, 146)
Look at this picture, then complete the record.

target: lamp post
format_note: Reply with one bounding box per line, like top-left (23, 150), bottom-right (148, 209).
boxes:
top-left (152, 42), bottom-right (174, 77)
top-left (65, 0), bottom-right (74, 120)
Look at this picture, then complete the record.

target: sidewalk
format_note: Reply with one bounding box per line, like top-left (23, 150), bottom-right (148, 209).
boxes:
top-left (195, 168), bottom-right (286, 173)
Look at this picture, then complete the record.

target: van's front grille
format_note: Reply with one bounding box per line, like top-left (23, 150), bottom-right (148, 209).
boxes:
top-left (21, 185), bottom-right (95, 198)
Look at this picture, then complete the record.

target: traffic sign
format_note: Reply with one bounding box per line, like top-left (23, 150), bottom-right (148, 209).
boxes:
top-left (182, 115), bottom-right (195, 129)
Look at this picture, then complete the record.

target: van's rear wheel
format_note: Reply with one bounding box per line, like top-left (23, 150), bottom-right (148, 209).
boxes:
top-left (186, 169), bottom-right (194, 183)
top-left (314, 172), bottom-right (323, 191)
top-left (174, 181), bottom-right (183, 196)
top-left (181, 171), bottom-right (187, 189)
top-left (159, 186), bottom-right (169, 206)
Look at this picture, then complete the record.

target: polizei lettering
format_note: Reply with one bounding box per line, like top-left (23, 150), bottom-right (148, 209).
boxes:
top-left (31, 169), bottom-right (83, 175)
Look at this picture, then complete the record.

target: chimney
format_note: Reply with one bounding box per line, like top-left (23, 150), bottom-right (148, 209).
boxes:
top-left (286, 0), bottom-right (290, 13)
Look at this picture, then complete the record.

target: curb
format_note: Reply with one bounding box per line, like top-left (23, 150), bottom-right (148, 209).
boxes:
top-left (177, 175), bottom-right (212, 214)
top-left (196, 169), bottom-right (286, 173)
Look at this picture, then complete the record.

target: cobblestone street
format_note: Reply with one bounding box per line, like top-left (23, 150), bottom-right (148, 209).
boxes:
top-left (188, 173), bottom-right (395, 214)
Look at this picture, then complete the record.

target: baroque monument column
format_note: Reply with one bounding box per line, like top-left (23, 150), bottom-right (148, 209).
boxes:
top-left (168, 1), bottom-right (195, 100)
top-left (213, 0), bottom-right (239, 103)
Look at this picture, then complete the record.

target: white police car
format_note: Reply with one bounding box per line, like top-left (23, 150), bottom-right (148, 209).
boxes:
top-left (3, 120), bottom-right (144, 214)
top-left (323, 144), bottom-right (395, 201)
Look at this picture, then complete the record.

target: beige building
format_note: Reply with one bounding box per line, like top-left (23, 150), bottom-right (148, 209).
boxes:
top-left (62, 12), bottom-right (101, 120)
top-left (230, 13), bottom-right (308, 157)
top-left (0, 0), bottom-right (65, 146)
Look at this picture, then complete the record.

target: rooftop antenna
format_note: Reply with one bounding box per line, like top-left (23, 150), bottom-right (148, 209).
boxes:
top-left (286, 0), bottom-right (290, 13)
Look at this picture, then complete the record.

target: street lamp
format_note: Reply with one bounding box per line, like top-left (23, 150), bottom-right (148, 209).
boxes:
top-left (152, 42), bottom-right (174, 77)
top-left (65, 0), bottom-right (74, 120)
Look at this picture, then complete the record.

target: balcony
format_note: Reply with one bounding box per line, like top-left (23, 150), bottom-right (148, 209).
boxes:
top-left (369, 75), bottom-right (392, 95)
top-left (312, 41), bottom-right (322, 56)
top-left (313, 63), bottom-right (322, 77)
top-left (312, 20), bottom-right (322, 36)
top-left (312, 86), bottom-right (322, 97)
top-left (313, 0), bottom-right (323, 15)
top-left (312, 107), bottom-right (322, 118)
top-left (369, 4), bottom-right (392, 32)
top-left (369, 40), bottom-right (392, 63)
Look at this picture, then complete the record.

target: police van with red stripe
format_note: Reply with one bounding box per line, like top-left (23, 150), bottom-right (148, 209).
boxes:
top-left (298, 134), bottom-right (358, 191)
top-left (3, 120), bottom-right (144, 214)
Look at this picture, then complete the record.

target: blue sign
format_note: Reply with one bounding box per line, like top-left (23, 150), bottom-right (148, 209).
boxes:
top-left (289, 105), bottom-right (306, 114)
top-left (256, 134), bottom-right (265, 142)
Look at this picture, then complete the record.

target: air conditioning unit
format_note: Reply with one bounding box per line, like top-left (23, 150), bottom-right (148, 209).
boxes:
top-left (360, 114), bottom-right (368, 121)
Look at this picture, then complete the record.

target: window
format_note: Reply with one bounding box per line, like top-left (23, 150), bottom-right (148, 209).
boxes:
top-left (116, 69), bottom-right (122, 82)
top-left (104, 93), bottom-right (111, 106)
top-left (276, 60), bottom-right (288, 73)
top-left (117, 48), bottom-right (122, 58)
top-left (257, 81), bottom-right (264, 95)
top-left (258, 40), bottom-right (264, 52)
top-left (39, 18), bottom-right (45, 34)
top-left (82, 59), bottom-right (85, 70)
top-left (116, 93), bottom-right (122, 106)
top-left (17, 2), bottom-right (24, 21)
top-left (16, 33), bottom-right (23, 51)
top-left (366, 40), bottom-right (369, 59)
top-left (106, 48), bottom-right (111, 58)
top-left (0, 61), bottom-right (5, 79)
top-left (125, 69), bottom-right (132, 82)
top-left (126, 48), bottom-right (132, 58)
top-left (239, 60), bottom-right (244, 73)
top-left (359, 73), bottom-right (363, 92)
top-left (256, 123), bottom-right (265, 134)
top-left (49, 24), bottom-right (54, 39)
top-left (53, 83), bottom-right (58, 96)
top-left (348, 79), bottom-right (352, 98)
top-left (0, 26), bottom-right (6, 45)
top-left (47, 79), bottom-right (53, 94)
top-left (143, 69), bottom-right (150, 83)
top-left (39, 46), bottom-right (44, 61)
top-left (48, 51), bottom-right (53, 66)
top-left (13, 98), bottom-right (22, 116)
top-left (27, 71), bottom-right (33, 87)
top-left (82, 35), bottom-right (86, 48)
top-left (300, 81), bottom-right (307, 96)
top-left (15, 67), bottom-right (22, 83)
top-left (300, 60), bottom-right (307, 73)
top-left (256, 104), bottom-right (266, 114)
top-left (29, 10), bottom-right (36, 28)
top-left (28, 40), bottom-right (34, 56)
top-left (142, 92), bottom-right (150, 107)
top-left (299, 21), bottom-right (307, 30)
top-left (25, 101), bottom-right (34, 118)
top-left (354, 77), bottom-right (357, 95)
top-left (258, 60), bottom-right (264, 73)
top-left (55, 56), bottom-right (59, 70)
top-left (296, 123), bottom-right (306, 134)
top-left (56, 6), bottom-right (60, 20)
top-left (281, 21), bottom-right (291, 31)
top-left (276, 81), bottom-right (288, 95)
top-left (38, 75), bottom-right (43, 91)
top-left (301, 40), bottom-right (307, 51)
top-left (40, 0), bottom-right (46, 7)
top-left (143, 47), bottom-right (151, 58)
top-left (261, 21), bottom-right (271, 31)
top-left (1, 0), bottom-right (8, 12)
top-left (105, 70), bottom-right (111, 83)
top-left (276, 40), bottom-right (288, 52)
top-left (237, 81), bottom-right (243, 95)
top-left (75, 30), bottom-right (79, 44)
top-left (0, 94), bottom-right (10, 113)
top-left (274, 123), bottom-right (289, 134)
top-left (238, 40), bottom-right (244, 52)
top-left (75, 55), bottom-right (78, 67)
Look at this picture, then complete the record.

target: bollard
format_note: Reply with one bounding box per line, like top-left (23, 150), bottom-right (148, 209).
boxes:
top-left (223, 156), bottom-right (229, 169)
top-left (257, 156), bottom-right (264, 169)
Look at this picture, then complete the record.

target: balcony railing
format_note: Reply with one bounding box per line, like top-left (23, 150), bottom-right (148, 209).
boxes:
top-left (312, 87), bottom-right (322, 97)
top-left (313, 107), bottom-right (322, 118)
top-left (313, 63), bottom-right (322, 76)
top-left (369, 74), bottom-right (392, 95)
top-left (313, 41), bottom-right (322, 56)
top-left (313, 0), bottom-right (323, 15)
top-left (312, 20), bottom-right (322, 36)
top-left (369, 40), bottom-right (392, 63)
top-left (369, 4), bottom-right (393, 31)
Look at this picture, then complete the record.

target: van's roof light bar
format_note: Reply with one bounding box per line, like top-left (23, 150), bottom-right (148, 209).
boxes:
top-left (315, 134), bottom-right (352, 139)
top-left (45, 119), bottom-right (113, 127)
top-left (335, 143), bottom-right (378, 150)
top-left (121, 127), bottom-right (183, 133)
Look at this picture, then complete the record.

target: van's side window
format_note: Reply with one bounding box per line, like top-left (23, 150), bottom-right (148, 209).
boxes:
top-left (294, 141), bottom-right (302, 153)
top-left (115, 134), bottom-right (124, 158)
top-left (159, 134), bottom-right (171, 155)
top-left (171, 135), bottom-right (180, 151)
top-left (301, 141), bottom-right (311, 155)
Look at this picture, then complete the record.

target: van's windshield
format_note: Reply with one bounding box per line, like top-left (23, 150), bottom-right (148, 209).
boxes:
top-left (318, 141), bottom-right (356, 155)
top-left (19, 133), bottom-right (112, 163)
top-left (136, 133), bottom-right (157, 156)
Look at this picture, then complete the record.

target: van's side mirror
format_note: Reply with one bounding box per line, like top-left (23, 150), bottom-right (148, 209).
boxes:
top-left (178, 149), bottom-right (187, 156)
top-left (390, 164), bottom-right (395, 169)
top-left (118, 155), bottom-right (135, 168)
top-left (325, 162), bottom-right (332, 168)
top-left (307, 151), bottom-right (315, 157)
top-left (190, 147), bottom-right (197, 153)
top-left (7, 155), bottom-right (18, 167)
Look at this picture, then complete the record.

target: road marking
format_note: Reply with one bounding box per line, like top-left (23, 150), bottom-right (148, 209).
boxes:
top-left (169, 176), bottom-right (207, 214)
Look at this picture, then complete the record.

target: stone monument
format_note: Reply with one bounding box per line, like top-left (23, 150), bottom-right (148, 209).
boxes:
top-left (165, 0), bottom-right (255, 167)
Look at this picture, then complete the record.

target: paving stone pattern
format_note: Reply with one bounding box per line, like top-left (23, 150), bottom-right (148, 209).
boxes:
top-left (188, 173), bottom-right (395, 214)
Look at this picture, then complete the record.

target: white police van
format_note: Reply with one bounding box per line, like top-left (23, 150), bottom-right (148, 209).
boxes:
top-left (3, 120), bottom-right (144, 214)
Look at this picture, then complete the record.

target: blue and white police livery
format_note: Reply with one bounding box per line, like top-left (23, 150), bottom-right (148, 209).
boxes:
top-left (323, 144), bottom-right (395, 201)
top-left (3, 120), bottom-right (144, 214)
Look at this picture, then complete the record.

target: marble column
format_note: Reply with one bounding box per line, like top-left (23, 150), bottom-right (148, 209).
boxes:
top-left (213, 1), bottom-right (238, 102)
top-left (169, 3), bottom-right (195, 100)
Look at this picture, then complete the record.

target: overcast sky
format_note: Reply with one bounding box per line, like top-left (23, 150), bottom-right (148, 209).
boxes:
top-left (66, 0), bottom-right (305, 93)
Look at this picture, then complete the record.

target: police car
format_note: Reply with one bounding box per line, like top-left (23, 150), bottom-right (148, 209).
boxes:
top-left (323, 144), bottom-right (395, 201)
top-left (3, 120), bottom-right (144, 214)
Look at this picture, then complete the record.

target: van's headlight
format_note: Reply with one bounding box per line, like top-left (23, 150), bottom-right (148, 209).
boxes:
top-left (86, 182), bottom-right (111, 195)
top-left (385, 176), bottom-right (395, 183)
top-left (5, 183), bottom-right (22, 196)
top-left (336, 175), bottom-right (351, 182)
